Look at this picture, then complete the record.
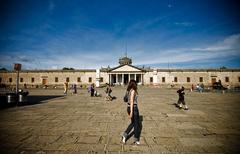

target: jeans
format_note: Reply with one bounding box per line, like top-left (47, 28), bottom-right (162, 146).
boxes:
top-left (123, 106), bottom-right (140, 141)
top-left (91, 90), bottom-right (94, 97)
top-left (178, 97), bottom-right (186, 105)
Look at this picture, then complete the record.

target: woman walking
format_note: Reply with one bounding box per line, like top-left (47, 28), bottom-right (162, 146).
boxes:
top-left (122, 79), bottom-right (140, 145)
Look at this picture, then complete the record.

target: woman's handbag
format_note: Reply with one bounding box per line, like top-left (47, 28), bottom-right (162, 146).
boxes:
top-left (123, 91), bottom-right (128, 103)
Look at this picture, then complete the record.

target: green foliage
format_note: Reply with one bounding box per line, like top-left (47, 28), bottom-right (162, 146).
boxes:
top-left (0, 67), bottom-right (7, 71)
top-left (62, 67), bottom-right (74, 70)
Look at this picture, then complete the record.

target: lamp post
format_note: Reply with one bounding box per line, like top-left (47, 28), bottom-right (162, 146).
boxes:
top-left (14, 63), bottom-right (21, 94)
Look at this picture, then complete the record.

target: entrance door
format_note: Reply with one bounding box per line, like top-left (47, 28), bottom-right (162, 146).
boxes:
top-left (42, 79), bottom-right (47, 85)
top-left (124, 74), bottom-right (129, 84)
top-left (111, 74), bottom-right (116, 84)
top-left (136, 74), bottom-right (141, 83)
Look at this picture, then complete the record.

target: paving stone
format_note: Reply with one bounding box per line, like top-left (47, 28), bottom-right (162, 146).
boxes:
top-left (166, 114), bottom-right (188, 117)
top-left (0, 87), bottom-right (239, 153)
top-left (179, 137), bottom-right (223, 147)
top-left (171, 122), bottom-right (203, 129)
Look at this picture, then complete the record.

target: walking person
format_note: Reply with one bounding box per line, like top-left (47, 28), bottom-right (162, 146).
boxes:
top-left (122, 80), bottom-right (141, 145)
top-left (73, 84), bottom-right (77, 94)
top-left (191, 84), bottom-right (194, 92)
top-left (105, 83), bottom-right (113, 101)
top-left (63, 82), bottom-right (68, 95)
top-left (196, 84), bottom-right (203, 93)
top-left (177, 86), bottom-right (188, 110)
top-left (90, 83), bottom-right (95, 97)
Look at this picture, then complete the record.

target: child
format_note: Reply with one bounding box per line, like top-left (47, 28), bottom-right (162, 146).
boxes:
top-left (177, 86), bottom-right (188, 110)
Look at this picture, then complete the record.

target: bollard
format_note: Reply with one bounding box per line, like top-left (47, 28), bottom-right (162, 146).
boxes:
top-left (6, 93), bottom-right (17, 104)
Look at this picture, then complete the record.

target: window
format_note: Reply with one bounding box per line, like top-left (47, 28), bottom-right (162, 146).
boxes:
top-left (0, 77), bottom-right (2, 83)
top-left (199, 77), bottom-right (203, 82)
top-left (187, 77), bottom-right (190, 82)
top-left (100, 77), bottom-right (103, 82)
top-left (174, 77), bottom-right (178, 82)
top-left (9, 78), bottom-right (12, 83)
top-left (66, 77), bottom-right (69, 82)
top-left (31, 78), bottom-right (34, 83)
top-left (55, 77), bottom-right (58, 83)
top-left (225, 77), bottom-right (229, 82)
top-left (20, 78), bottom-right (23, 82)
top-left (77, 77), bottom-right (81, 82)
top-left (150, 77), bottom-right (153, 83)
top-left (89, 77), bottom-right (92, 83)
top-left (162, 77), bottom-right (165, 83)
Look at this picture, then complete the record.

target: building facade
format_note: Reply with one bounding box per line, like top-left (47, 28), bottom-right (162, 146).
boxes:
top-left (0, 57), bottom-right (240, 88)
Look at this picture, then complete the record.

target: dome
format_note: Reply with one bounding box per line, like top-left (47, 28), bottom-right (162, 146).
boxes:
top-left (119, 56), bottom-right (132, 65)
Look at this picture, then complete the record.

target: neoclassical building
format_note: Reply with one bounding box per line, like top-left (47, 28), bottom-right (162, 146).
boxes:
top-left (0, 56), bottom-right (240, 88)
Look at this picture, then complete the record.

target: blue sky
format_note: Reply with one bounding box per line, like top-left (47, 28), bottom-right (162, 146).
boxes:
top-left (0, 0), bottom-right (240, 70)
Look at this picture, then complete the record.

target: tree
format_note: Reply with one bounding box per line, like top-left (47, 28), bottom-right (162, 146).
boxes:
top-left (62, 67), bottom-right (74, 70)
top-left (0, 67), bottom-right (7, 71)
top-left (220, 66), bottom-right (227, 69)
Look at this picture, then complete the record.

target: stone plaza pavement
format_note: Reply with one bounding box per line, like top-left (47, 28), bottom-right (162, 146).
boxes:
top-left (0, 87), bottom-right (240, 154)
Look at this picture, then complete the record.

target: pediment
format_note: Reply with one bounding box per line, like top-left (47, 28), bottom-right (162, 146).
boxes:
top-left (111, 65), bottom-right (142, 72)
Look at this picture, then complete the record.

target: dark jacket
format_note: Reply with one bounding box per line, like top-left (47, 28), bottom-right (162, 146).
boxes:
top-left (177, 89), bottom-right (185, 100)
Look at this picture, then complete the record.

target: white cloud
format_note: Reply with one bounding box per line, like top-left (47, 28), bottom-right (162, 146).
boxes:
top-left (222, 34), bottom-right (240, 46)
top-left (192, 34), bottom-right (240, 52)
top-left (1, 21), bottom-right (239, 70)
top-left (134, 34), bottom-right (240, 66)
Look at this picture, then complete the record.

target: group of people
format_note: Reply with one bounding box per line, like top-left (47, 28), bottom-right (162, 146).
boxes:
top-left (64, 82), bottom-right (112, 98)
top-left (193, 83), bottom-right (205, 93)
top-left (87, 83), bottom-right (115, 100)
top-left (63, 82), bottom-right (77, 95)
top-left (88, 83), bottom-right (102, 97)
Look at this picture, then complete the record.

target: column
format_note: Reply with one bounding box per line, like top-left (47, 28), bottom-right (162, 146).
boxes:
top-left (122, 74), bottom-right (124, 85)
top-left (109, 74), bottom-right (111, 85)
top-left (134, 74), bottom-right (136, 81)
top-left (141, 74), bottom-right (143, 85)
top-left (128, 74), bottom-right (130, 83)
top-left (116, 74), bottom-right (118, 85)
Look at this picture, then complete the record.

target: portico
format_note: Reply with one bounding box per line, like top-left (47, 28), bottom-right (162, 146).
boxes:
top-left (109, 73), bottom-right (144, 85)
top-left (108, 64), bottom-right (145, 85)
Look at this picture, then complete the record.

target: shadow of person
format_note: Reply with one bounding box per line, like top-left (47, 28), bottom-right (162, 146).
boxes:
top-left (18, 95), bottom-right (63, 106)
top-left (112, 96), bottom-right (117, 100)
top-left (0, 95), bottom-right (64, 109)
top-left (171, 102), bottom-right (180, 109)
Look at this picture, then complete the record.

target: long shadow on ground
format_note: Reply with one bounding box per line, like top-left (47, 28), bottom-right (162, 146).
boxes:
top-left (0, 95), bottom-right (63, 109)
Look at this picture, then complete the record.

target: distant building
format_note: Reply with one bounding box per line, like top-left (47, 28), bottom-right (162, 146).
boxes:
top-left (0, 56), bottom-right (240, 88)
